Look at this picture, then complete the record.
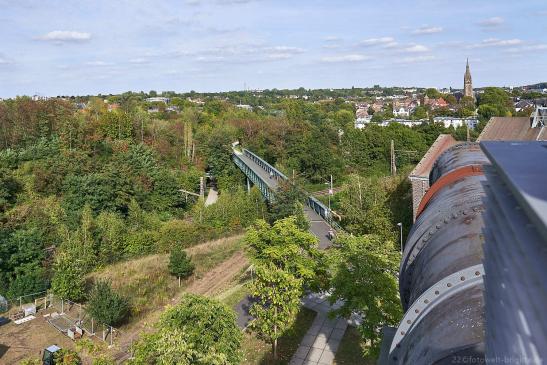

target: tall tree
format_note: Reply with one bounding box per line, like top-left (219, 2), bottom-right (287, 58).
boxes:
top-left (328, 234), bottom-right (402, 357)
top-left (245, 217), bottom-right (321, 283)
top-left (249, 264), bottom-right (303, 360)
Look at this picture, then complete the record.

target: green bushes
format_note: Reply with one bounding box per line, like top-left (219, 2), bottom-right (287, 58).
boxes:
top-left (87, 280), bottom-right (130, 326)
top-left (131, 294), bottom-right (242, 365)
top-left (168, 247), bottom-right (195, 284)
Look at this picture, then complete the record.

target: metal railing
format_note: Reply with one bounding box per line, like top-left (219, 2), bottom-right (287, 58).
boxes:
top-left (233, 147), bottom-right (343, 232)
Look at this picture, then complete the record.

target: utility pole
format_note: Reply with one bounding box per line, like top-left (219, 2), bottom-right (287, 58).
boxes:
top-left (466, 123), bottom-right (471, 142)
top-left (328, 175), bottom-right (333, 214)
top-left (397, 222), bottom-right (403, 254)
top-left (391, 140), bottom-right (397, 176)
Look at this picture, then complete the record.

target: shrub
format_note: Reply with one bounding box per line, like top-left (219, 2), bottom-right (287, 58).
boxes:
top-left (54, 349), bottom-right (82, 365)
top-left (168, 247), bottom-right (195, 283)
top-left (131, 294), bottom-right (242, 364)
top-left (87, 280), bottom-right (129, 326)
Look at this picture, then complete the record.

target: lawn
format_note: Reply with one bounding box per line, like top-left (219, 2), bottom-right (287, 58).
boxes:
top-left (333, 326), bottom-right (374, 365)
top-left (240, 307), bottom-right (316, 365)
top-left (87, 235), bottom-right (245, 324)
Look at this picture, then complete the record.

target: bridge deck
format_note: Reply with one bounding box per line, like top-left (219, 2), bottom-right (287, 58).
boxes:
top-left (237, 151), bottom-right (333, 249)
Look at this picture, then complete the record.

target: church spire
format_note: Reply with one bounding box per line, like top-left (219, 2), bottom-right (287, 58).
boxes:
top-left (464, 59), bottom-right (474, 100)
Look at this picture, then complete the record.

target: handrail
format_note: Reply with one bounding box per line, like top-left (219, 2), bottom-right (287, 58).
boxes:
top-left (234, 147), bottom-right (343, 232)
top-left (242, 149), bottom-right (288, 180)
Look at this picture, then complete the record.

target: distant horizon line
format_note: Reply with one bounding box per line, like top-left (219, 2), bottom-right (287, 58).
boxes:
top-left (2, 82), bottom-right (546, 99)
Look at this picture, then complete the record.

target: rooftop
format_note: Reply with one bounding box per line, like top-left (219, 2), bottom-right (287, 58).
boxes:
top-left (478, 116), bottom-right (546, 141)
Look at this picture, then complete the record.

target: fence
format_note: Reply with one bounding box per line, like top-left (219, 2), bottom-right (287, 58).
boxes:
top-left (47, 295), bottom-right (121, 346)
top-left (0, 291), bottom-right (121, 346)
top-left (0, 290), bottom-right (49, 315)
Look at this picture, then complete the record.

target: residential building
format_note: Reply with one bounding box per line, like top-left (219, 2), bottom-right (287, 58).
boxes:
top-left (32, 94), bottom-right (50, 101)
top-left (107, 103), bottom-right (120, 112)
top-left (236, 104), bottom-right (253, 111)
top-left (146, 97), bottom-right (170, 104)
top-left (477, 114), bottom-right (546, 141)
top-left (355, 115), bottom-right (372, 129)
top-left (423, 96), bottom-right (448, 109)
top-left (379, 118), bottom-right (427, 127)
top-left (433, 116), bottom-right (479, 129)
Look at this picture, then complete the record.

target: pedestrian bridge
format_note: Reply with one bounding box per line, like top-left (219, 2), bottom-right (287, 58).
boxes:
top-left (232, 147), bottom-right (340, 249)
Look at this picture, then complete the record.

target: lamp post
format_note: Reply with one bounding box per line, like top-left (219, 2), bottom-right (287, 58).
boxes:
top-left (324, 175), bottom-right (333, 218)
top-left (397, 222), bottom-right (403, 254)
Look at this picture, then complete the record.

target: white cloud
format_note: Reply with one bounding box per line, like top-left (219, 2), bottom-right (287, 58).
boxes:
top-left (320, 54), bottom-right (370, 63)
top-left (0, 53), bottom-right (13, 65)
top-left (412, 26), bottom-right (443, 35)
top-left (189, 43), bottom-right (304, 63)
top-left (470, 38), bottom-right (523, 48)
top-left (324, 36), bottom-right (341, 42)
top-left (504, 44), bottom-right (547, 53)
top-left (403, 44), bottom-right (429, 53)
top-left (479, 17), bottom-right (504, 28)
top-left (129, 58), bottom-right (149, 64)
top-left (85, 61), bottom-right (111, 66)
top-left (395, 55), bottom-right (436, 64)
top-left (36, 30), bottom-right (91, 42)
top-left (359, 37), bottom-right (394, 46)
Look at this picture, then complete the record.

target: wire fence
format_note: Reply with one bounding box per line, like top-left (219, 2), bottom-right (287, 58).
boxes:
top-left (0, 291), bottom-right (122, 346)
top-left (47, 295), bottom-right (121, 346)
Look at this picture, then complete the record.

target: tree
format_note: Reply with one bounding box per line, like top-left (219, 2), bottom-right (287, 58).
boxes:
top-left (0, 169), bottom-right (21, 212)
top-left (328, 234), bottom-right (402, 357)
top-left (336, 175), bottom-right (395, 242)
top-left (410, 106), bottom-right (428, 120)
top-left (245, 217), bottom-right (321, 283)
top-left (168, 247), bottom-right (195, 286)
top-left (477, 87), bottom-right (514, 120)
top-left (249, 264), bottom-right (303, 360)
top-left (267, 181), bottom-right (306, 226)
top-left (131, 294), bottom-right (242, 365)
top-left (51, 253), bottom-right (86, 302)
top-left (87, 280), bottom-right (129, 326)
top-left (425, 88), bottom-right (441, 99)
top-left (54, 349), bottom-right (82, 365)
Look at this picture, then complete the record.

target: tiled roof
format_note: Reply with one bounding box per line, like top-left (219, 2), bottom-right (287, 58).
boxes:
top-left (478, 117), bottom-right (546, 141)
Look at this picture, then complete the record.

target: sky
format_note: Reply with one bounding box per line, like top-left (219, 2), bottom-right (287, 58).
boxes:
top-left (1, 0), bottom-right (546, 97)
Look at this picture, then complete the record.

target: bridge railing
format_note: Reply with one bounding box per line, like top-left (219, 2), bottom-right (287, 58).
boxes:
top-left (243, 149), bottom-right (288, 181)
top-left (307, 196), bottom-right (343, 232)
top-left (235, 148), bottom-right (342, 232)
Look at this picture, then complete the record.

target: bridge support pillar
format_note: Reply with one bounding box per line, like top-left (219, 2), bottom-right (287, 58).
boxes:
top-left (246, 177), bottom-right (251, 193)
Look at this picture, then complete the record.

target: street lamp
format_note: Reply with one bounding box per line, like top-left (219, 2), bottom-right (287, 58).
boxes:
top-left (324, 175), bottom-right (333, 218)
top-left (397, 222), bottom-right (403, 254)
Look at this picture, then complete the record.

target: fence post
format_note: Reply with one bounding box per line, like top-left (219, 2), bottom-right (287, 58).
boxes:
top-left (110, 327), bottom-right (113, 346)
top-left (19, 297), bottom-right (22, 309)
top-left (91, 318), bottom-right (94, 335)
top-left (61, 299), bottom-right (64, 314)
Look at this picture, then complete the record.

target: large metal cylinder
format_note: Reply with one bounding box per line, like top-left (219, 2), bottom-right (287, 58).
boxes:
top-left (390, 143), bottom-right (488, 364)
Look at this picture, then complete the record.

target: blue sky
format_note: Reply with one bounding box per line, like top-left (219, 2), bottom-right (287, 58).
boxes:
top-left (1, 0), bottom-right (546, 97)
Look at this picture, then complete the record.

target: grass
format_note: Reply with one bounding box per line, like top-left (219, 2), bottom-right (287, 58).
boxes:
top-left (241, 307), bottom-right (317, 365)
top-left (87, 235), bottom-right (245, 325)
top-left (333, 326), bottom-right (375, 365)
top-left (218, 282), bottom-right (250, 309)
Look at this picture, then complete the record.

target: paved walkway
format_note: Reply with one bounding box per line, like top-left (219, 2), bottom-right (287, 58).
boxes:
top-left (289, 293), bottom-right (347, 365)
top-left (235, 151), bottom-right (334, 249)
top-left (205, 187), bottom-right (218, 206)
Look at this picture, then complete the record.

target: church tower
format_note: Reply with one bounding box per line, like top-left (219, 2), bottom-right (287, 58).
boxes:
top-left (464, 58), bottom-right (474, 100)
